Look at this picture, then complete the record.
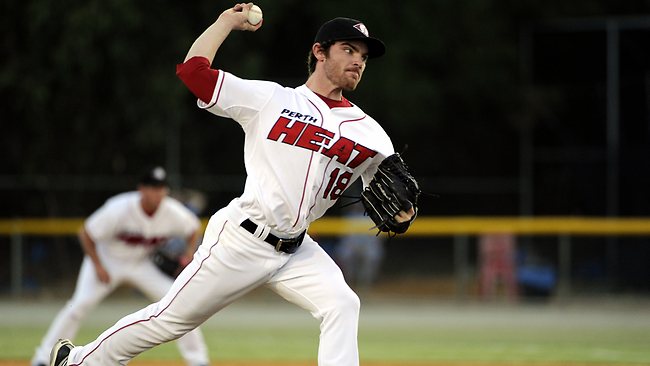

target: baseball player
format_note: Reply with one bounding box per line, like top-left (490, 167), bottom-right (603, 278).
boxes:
top-left (335, 204), bottom-right (385, 290)
top-left (35, 167), bottom-right (210, 366)
top-left (50, 3), bottom-right (415, 366)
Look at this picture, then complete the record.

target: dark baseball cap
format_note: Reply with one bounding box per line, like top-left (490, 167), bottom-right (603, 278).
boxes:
top-left (139, 166), bottom-right (168, 187)
top-left (314, 17), bottom-right (385, 58)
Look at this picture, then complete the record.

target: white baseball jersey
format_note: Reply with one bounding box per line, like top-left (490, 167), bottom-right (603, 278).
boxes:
top-left (200, 71), bottom-right (394, 236)
top-left (86, 191), bottom-right (200, 259)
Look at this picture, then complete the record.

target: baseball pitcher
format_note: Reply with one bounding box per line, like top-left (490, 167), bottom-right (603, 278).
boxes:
top-left (50, 4), bottom-right (418, 366)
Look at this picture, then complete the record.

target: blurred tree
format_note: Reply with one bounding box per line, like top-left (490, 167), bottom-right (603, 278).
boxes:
top-left (2, 0), bottom-right (649, 216)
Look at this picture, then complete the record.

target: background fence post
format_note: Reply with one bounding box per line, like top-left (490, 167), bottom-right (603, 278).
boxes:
top-left (454, 234), bottom-right (470, 300)
top-left (11, 231), bottom-right (23, 297)
top-left (557, 234), bottom-right (572, 298)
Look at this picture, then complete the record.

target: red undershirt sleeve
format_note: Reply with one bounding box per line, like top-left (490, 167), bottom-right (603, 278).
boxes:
top-left (176, 56), bottom-right (220, 105)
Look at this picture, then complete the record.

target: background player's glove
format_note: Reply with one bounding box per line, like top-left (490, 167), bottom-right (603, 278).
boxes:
top-left (151, 238), bottom-right (189, 278)
top-left (361, 153), bottom-right (420, 235)
top-left (151, 249), bottom-right (184, 278)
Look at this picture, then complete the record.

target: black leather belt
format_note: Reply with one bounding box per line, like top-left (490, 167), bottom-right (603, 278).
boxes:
top-left (240, 219), bottom-right (305, 254)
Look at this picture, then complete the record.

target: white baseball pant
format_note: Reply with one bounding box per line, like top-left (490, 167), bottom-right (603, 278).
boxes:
top-left (66, 200), bottom-right (360, 365)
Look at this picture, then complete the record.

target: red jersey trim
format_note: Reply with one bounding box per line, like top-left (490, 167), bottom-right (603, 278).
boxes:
top-left (292, 98), bottom-right (326, 229)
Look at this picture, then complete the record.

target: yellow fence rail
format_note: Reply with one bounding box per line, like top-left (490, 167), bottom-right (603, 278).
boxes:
top-left (2, 216), bottom-right (650, 236)
top-left (2, 217), bottom-right (650, 298)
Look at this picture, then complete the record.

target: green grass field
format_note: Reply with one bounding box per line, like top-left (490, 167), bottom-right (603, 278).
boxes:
top-left (2, 295), bottom-right (650, 365)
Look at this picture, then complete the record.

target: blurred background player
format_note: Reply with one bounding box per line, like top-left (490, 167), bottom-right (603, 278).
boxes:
top-left (335, 201), bottom-right (385, 293)
top-left (31, 166), bottom-right (210, 366)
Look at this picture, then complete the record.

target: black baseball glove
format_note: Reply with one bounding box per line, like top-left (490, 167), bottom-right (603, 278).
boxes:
top-left (361, 153), bottom-right (420, 235)
top-left (151, 249), bottom-right (184, 278)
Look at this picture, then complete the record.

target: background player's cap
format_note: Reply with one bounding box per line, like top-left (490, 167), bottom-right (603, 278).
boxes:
top-left (314, 17), bottom-right (386, 58)
top-left (139, 166), bottom-right (168, 187)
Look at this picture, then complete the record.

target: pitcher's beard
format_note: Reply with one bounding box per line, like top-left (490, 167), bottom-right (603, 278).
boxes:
top-left (338, 76), bottom-right (360, 92)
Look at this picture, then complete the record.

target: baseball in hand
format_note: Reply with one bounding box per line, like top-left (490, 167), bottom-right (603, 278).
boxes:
top-left (247, 5), bottom-right (263, 25)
